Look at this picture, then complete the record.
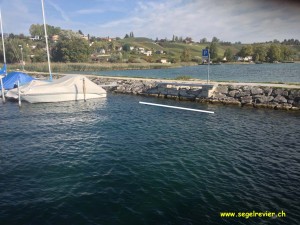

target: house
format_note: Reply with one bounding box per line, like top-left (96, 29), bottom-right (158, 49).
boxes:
top-left (144, 50), bottom-right (152, 56)
top-left (137, 47), bottom-right (145, 53)
top-left (30, 35), bottom-right (40, 41)
top-left (51, 35), bottom-right (59, 42)
top-left (160, 58), bottom-right (168, 64)
top-left (81, 35), bottom-right (89, 41)
top-left (244, 56), bottom-right (253, 62)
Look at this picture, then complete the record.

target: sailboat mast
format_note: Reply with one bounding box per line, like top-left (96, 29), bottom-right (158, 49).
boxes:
top-left (41, 0), bottom-right (52, 81)
top-left (0, 10), bottom-right (7, 67)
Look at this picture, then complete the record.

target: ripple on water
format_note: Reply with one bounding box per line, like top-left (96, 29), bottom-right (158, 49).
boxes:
top-left (0, 95), bottom-right (299, 225)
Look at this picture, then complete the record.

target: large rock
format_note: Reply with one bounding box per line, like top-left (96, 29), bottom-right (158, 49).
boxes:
top-left (293, 97), bottom-right (300, 107)
top-left (273, 95), bottom-right (287, 103)
top-left (228, 90), bottom-right (238, 97)
top-left (251, 87), bottom-right (264, 95)
top-left (236, 90), bottom-right (251, 98)
top-left (263, 87), bottom-right (273, 96)
top-left (228, 85), bottom-right (240, 90)
top-left (255, 95), bottom-right (274, 104)
top-left (215, 85), bottom-right (228, 94)
top-left (241, 96), bottom-right (253, 104)
top-left (212, 92), bottom-right (227, 99)
top-left (272, 89), bottom-right (284, 96)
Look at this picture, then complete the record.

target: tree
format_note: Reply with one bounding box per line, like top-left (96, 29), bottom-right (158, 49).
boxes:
top-left (52, 37), bottom-right (91, 62)
top-left (280, 45), bottom-right (294, 61)
top-left (29, 24), bottom-right (61, 37)
top-left (212, 36), bottom-right (219, 43)
top-left (180, 48), bottom-right (191, 62)
top-left (253, 45), bottom-right (267, 62)
top-left (209, 42), bottom-right (218, 60)
top-left (122, 43), bottom-right (131, 52)
top-left (224, 48), bottom-right (234, 62)
top-left (29, 24), bottom-right (44, 37)
top-left (238, 45), bottom-right (253, 57)
top-left (200, 38), bottom-right (207, 43)
top-left (267, 44), bottom-right (281, 62)
top-left (59, 29), bottom-right (81, 40)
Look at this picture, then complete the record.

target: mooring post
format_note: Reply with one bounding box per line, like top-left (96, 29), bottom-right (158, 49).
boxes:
top-left (0, 78), bottom-right (5, 103)
top-left (83, 78), bottom-right (86, 101)
top-left (18, 80), bottom-right (21, 107)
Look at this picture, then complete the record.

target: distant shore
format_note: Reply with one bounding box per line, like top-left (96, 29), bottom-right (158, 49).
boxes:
top-left (8, 61), bottom-right (300, 73)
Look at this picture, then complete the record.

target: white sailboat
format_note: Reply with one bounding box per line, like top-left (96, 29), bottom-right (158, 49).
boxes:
top-left (6, 75), bottom-right (106, 103)
top-left (6, 0), bottom-right (106, 103)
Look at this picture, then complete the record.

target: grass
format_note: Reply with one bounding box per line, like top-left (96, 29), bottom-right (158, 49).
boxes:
top-left (8, 62), bottom-right (176, 73)
top-left (174, 75), bottom-right (193, 80)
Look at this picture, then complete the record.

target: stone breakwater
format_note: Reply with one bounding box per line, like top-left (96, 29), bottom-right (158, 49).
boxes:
top-left (89, 76), bottom-right (300, 111)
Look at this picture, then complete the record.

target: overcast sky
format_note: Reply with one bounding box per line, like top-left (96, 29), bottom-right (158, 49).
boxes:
top-left (0, 0), bottom-right (299, 43)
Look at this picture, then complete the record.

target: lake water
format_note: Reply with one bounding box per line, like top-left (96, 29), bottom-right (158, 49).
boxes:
top-left (77, 63), bottom-right (300, 83)
top-left (0, 94), bottom-right (299, 225)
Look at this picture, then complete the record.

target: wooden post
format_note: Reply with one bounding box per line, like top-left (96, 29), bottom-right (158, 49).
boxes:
top-left (0, 77), bottom-right (5, 103)
top-left (83, 78), bottom-right (86, 101)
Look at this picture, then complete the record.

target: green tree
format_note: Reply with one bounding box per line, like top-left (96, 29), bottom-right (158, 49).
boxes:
top-left (212, 36), bottom-right (219, 43)
top-left (52, 37), bottom-right (91, 62)
top-left (29, 24), bottom-right (43, 37)
top-left (280, 45), bottom-right (294, 61)
top-left (238, 45), bottom-right (253, 57)
top-left (267, 44), bottom-right (281, 62)
top-left (209, 42), bottom-right (218, 60)
top-left (200, 38), bottom-right (207, 43)
top-left (29, 24), bottom-right (61, 37)
top-left (180, 48), bottom-right (191, 62)
top-left (223, 48), bottom-right (234, 62)
top-left (122, 43), bottom-right (131, 52)
top-left (59, 29), bottom-right (82, 40)
top-left (252, 45), bottom-right (267, 62)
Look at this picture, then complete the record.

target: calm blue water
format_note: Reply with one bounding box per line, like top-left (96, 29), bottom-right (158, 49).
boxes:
top-left (0, 95), bottom-right (300, 225)
top-left (76, 63), bottom-right (300, 83)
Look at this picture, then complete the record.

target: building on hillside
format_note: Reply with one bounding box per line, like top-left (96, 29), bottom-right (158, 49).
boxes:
top-left (51, 35), bottom-right (59, 42)
top-left (160, 58), bottom-right (168, 64)
top-left (144, 50), bottom-right (152, 56)
top-left (30, 35), bottom-right (40, 41)
top-left (81, 35), bottom-right (89, 41)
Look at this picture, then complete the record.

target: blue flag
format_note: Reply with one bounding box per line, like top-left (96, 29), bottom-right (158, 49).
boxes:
top-left (0, 64), bottom-right (7, 75)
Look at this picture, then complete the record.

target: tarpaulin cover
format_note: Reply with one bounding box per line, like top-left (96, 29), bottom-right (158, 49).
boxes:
top-left (1, 71), bottom-right (34, 90)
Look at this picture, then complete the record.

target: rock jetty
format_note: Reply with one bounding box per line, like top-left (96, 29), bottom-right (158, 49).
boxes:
top-left (89, 76), bottom-right (300, 111)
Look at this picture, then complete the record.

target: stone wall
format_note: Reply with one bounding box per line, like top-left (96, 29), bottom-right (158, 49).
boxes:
top-left (89, 77), bottom-right (300, 111)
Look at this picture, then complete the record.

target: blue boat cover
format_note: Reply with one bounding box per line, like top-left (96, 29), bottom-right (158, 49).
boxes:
top-left (1, 71), bottom-right (34, 90)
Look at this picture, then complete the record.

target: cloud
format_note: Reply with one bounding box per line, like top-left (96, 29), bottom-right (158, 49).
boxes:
top-left (47, 0), bottom-right (70, 22)
top-left (75, 9), bottom-right (105, 15)
top-left (93, 0), bottom-right (300, 42)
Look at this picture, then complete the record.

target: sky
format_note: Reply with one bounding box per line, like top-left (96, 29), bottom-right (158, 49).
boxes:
top-left (0, 0), bottom-right (299, 43)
